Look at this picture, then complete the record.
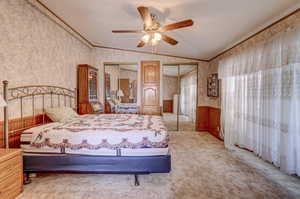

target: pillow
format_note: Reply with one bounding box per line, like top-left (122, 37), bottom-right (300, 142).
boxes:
top-left (45, 107), bottom-right (78, 122)
top-left (107, 100), bottom-right (115, 108)
top-left (109, 99), bottom-right (116, 105)
top-left (45, 107), bottom-right (64, 122)
top-left (64, 107), bottom-right (79, 118)
top-left (91, 102), bottom-right (103, 112)
top-left (112, 99), bottom-right (120, 105)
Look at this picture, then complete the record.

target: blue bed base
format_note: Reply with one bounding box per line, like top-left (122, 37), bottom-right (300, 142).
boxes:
top-left (23, 154), bottom-right (171, 185)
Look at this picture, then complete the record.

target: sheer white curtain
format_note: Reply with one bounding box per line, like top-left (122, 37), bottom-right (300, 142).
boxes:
top-left (180, 70), bottom-right (197, 122)
top-left (219, 25), bottom-right (300, 175)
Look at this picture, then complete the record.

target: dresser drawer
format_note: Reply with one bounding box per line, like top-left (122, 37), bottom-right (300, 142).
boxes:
top-left (0, 180), bottom-right (22, 199)
top-left (0, 163), bottom-right (22, 186)
top-left (0, 149), bottom-right (23, 199)
top-left (0, 155), bottom-right (22, 179)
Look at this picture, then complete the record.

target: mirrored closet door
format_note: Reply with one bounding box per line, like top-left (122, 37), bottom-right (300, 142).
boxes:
top-left (162, 65), bottom-right (180, 131)
top-left (178, 64), bottom-right (198, 131)
top-left (104, 63), bottom-right (139, 114)
top-left (162, 64), bottom-right (198, 131)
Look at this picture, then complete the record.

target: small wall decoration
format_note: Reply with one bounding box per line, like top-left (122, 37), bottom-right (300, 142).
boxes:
top-left (207, 73), bottom-right (219, 97)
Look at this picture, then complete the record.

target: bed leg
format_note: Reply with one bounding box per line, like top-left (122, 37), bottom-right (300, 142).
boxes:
top-left (134, 174), bottom-right (140, 186)
top-left (24, 172), bottom-right (31, 185)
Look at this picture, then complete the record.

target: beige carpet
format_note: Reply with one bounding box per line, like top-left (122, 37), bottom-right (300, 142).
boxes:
top-left (17, 131), bottom-right (298, 199)
top-left (163, 113), bottom-right (195, 131)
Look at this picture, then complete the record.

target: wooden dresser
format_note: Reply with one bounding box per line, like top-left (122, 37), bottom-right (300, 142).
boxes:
top-left (141, 61), bottom-right (161, 115)
top-left (0, 149), bottom-right (23, 199)
top-left (77, 64), bottom-right (99, 115)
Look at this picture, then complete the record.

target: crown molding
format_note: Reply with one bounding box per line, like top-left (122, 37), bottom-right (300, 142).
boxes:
top-left (93, 45), bottom-right (208, 62)
top-left (163, 62), bottom-right (198, 66)
top-left (103, 62), bottom-right (138, 65)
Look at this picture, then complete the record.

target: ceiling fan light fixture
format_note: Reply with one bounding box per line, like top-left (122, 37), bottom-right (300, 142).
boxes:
top-left (142, 34), bottom-right (150, 43)
top-left (151, 38), bottom-right (158, 46)
top-left (154, 32), bottom-right (162, 41)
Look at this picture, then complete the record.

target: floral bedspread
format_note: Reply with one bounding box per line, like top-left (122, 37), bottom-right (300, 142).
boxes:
top-left (28, 114), bottom-right (169, 152)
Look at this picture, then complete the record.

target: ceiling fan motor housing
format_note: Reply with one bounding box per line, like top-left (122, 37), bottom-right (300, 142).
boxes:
top-left (144, 14), bottom-right (161, 31)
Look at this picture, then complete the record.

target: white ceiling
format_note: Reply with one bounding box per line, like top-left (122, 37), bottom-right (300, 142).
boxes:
top-left (40, 0), bottom-right (300, 60)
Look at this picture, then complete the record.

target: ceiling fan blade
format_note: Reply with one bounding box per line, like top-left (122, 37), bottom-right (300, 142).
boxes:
top-left (159, 19), bottom-right (194, 32)
top-left (161, 34), bottom-right (178, 45)
top-left (137, 41), bottom-right (145, 47)
top-left (137, 6), bottom-right (152, 28)
top-left (112, 30), bottom-right (144, 33)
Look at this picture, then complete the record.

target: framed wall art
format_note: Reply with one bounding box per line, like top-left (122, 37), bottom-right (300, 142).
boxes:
top-left (207, 73), bottom-right (219, 97)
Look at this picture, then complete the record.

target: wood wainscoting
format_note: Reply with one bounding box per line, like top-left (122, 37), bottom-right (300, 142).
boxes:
top-left (163, 100), bottom-right (173, 113)
top-left (196, 106), bottom-right (222, 140)
top-left (0, 114), bottom-right (52, 148)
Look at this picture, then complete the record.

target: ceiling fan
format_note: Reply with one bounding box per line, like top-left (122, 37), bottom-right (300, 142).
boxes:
top-left (112, 6), bottom-right (194, 47)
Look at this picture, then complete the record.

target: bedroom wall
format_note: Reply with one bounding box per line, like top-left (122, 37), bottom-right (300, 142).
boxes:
top-left (163, 75), bottom-right (178, 100)
top-left (197, 62), bottom-right (220, 107)
top-left (207, 9), bottom-right (300, 109)
top-left (91, 48), bottom-right (210, 107)
top-left (0, 0), bottom-right (93, 119)
top-left (202, 63), bottom-right (220, 108)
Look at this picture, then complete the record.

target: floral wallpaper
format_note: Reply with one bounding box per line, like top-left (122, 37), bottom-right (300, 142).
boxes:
top-left (163, 75), bottom-right (178, 100)
top-left (0, 0), bottom-right (93, 88)
top-left (0, 0), bottom-right (93, 119)
top-left (197, 62), bottom-right (220, 107)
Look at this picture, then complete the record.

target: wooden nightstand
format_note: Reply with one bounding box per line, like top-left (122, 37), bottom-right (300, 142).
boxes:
top-left (0, 149), bottom-right (23, 199)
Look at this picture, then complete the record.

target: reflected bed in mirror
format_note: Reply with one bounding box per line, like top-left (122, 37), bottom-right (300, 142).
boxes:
top-left (104, 63), bottom-right (139, 114)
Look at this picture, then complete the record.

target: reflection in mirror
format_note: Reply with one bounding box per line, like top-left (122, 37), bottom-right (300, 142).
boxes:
top-left (162, 65), bottom-right (179, 131)
top-left (179, 65), bottom-right (198, 131)
top-left (162, 64), bottom-right (198, 131)
top-left (104, 63), bottom-right (139, 114)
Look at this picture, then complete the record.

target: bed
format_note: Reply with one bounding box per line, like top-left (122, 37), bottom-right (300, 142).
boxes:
top-left (21, 114), bottom-right (169, 157)
top-left (2, 81), bottom-right (171, 186)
